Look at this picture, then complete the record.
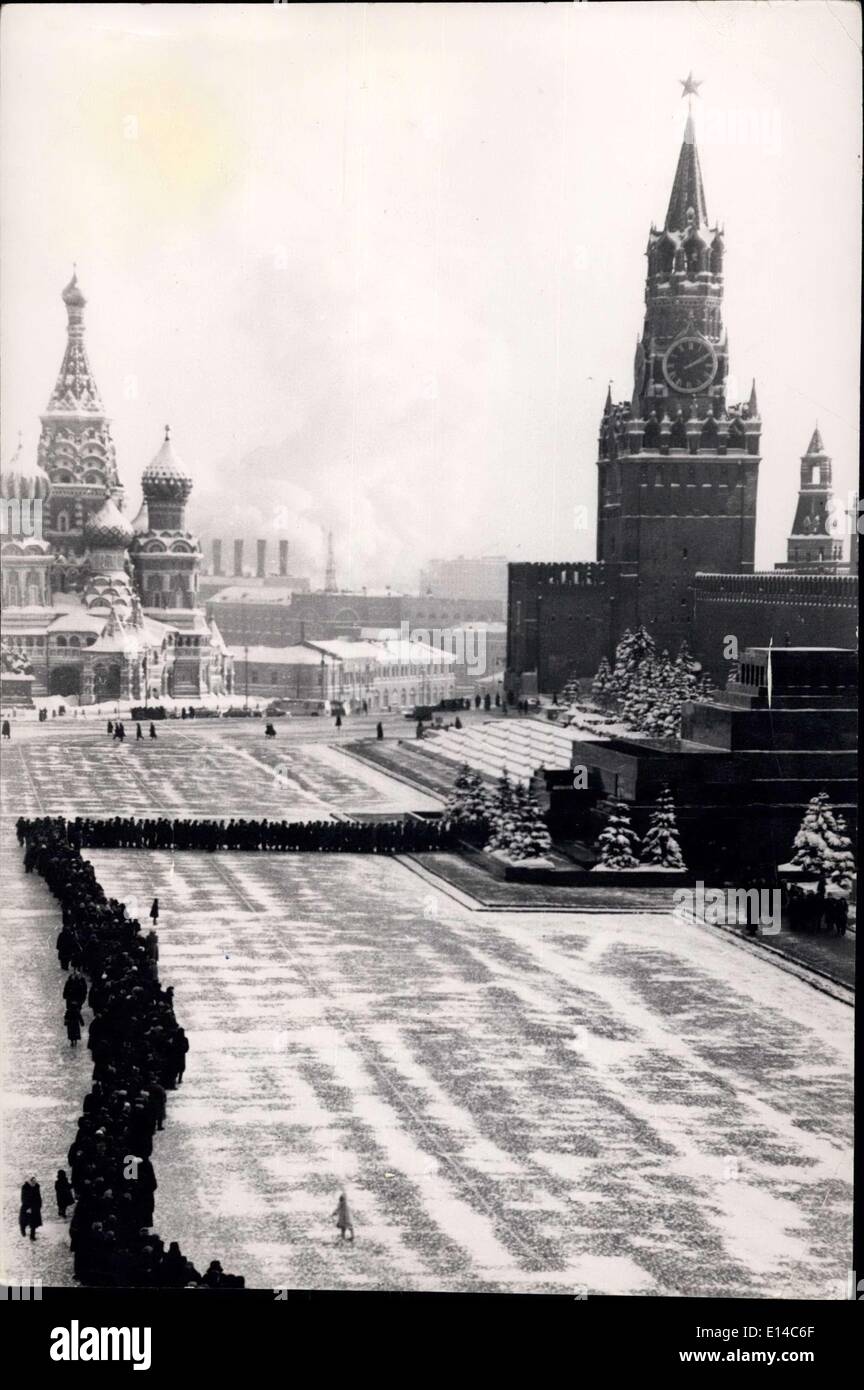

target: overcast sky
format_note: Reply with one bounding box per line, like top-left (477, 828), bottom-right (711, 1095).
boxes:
top-left (2, 2), bottom-right (860, 588)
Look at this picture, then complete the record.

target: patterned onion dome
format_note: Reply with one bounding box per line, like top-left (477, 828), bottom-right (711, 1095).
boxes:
top-left (84, 496), bottom-right (135, 549)
top-left (0, 434), bottom-right (50, 501)
top-left (141, 426), bottom-right (192, 502)
top-left (61, 270), bottom-right (86, 309)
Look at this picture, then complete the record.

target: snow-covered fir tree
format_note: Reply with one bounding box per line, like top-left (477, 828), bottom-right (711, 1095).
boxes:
top-left (485, 781), bottom-right (554, 861)
top-left (592, 799), bottom-right (641, 869)
top-left (506, 782), bottom-right (553, 860)
top-left (600, 626), bottom-right (657, 720)
top-left (791, 793), bottom-right (856, 887)
top-left (442, 764), bottom-right (490, 835)
top-left (640, 785), bottom-right (685, 868)
top-left (560, 673), bottom-right (582, 708)
top-left (486, 770), bottom-right (518, 853)
top-left (591, 656), bottom-right (613, 705)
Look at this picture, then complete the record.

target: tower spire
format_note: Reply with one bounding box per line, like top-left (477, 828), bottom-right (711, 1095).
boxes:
top-left (664, 91), bottom-right (708, 232)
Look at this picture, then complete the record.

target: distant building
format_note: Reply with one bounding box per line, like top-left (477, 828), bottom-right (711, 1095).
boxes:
top-left (419, 555), bottom-right (508, 605)
top-left (210, 587), bottom-right (503, 649)
top-left (227, 635), bottom-right (456, 711)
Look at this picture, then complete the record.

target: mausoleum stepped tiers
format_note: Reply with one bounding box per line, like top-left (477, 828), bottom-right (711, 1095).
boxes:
top-left (422, 719), bottom-right (575, 786)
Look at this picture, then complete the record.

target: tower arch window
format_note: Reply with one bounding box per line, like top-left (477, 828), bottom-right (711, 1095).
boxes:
top-left (811, 465), bottom-right (820, 485)
top-left (56, 512), bottom-right (70, 533)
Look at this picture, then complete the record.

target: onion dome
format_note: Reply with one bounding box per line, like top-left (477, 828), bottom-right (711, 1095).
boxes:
top-left (141, 426), bottom-right (193, 503)
top-left (0, 432), bottom-right (50, 500)
top-left (61, 270), bottom-right (86, 309)
top-left (84, 496), bottom-right (135, 549)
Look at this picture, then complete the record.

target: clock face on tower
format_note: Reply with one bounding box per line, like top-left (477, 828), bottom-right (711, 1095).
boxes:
top-left (663, 335), bottom-right (718, 393)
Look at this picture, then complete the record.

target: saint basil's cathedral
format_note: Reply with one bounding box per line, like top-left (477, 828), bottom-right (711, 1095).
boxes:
top-left (0, 272), bottom-right (233, 705)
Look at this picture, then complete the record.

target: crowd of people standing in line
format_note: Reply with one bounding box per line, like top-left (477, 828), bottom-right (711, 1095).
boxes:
top-left (16, 818), bottom-right (245, 1289)
top-left (23, 813), bottom-right (458, 855)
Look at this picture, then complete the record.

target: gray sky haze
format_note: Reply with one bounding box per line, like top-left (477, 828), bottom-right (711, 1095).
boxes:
top-left (2, 2), bottom-right (860, 587)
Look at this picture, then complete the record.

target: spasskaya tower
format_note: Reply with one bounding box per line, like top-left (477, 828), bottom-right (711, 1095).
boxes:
top-left (596, 77), bottom-right (761, 654)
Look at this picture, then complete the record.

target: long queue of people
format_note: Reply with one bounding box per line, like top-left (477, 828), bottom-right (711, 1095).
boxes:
top-left (17, 820), bottom-right (245, 1290)
top-left (21, 813), bottom-right (458, 854)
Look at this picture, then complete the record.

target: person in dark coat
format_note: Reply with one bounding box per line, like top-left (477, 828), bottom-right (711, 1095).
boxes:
top-left (149, 1080), bottom-right (167, 1131)
top-left (160, 1241), bottom-right (192, 1288)
top-left (333, 1191), bottom-right (354, 1241)
top-left (149, 898), bottom-right (159, 925)
top-left (376, 722), bottom-right (384, 740)
top-left (63, 967), bottom-right (88, 1007)
top-left (201, 1260), bottom-right (225, 1288)
top-left (1, 719), bottom-right (10, 740)
top-left (149, 723), bottom-right (157, 739)
top-left (136, 723), bottom-right (143, 740)
top-left (56, 926), bottom-right (76, 971)
top-left (170, 1029), bottom-right (189, 1086)
top-left (19, 1177), bottom-right (42, 1239)
top-left (65, 1002), bottom-right (84, 1047)
top-left (107, 721), bottom-right (114, 735)
top-left (335, 714), bottom-right (342, 729)
top-left (55, 1169), bottom-right (75, 1218)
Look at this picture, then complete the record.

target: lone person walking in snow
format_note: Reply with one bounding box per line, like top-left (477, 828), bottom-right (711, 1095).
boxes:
top-left (333, 1191), bottom-right (354, 1242)
top-left (149, 897), bottom-right (159, 925)
top-left (19, 1177), bottom-right (42, 1240)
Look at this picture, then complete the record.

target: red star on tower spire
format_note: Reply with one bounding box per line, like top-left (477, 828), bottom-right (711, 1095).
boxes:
top-left (679, 71), bottom-right (703, 99)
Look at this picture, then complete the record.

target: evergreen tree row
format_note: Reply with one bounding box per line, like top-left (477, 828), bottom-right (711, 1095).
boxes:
top-left (442, 765), bottom-right (553, 862)
top-left (592, 786), bottom-right (686, 870)
top-left (585, 626), bottom-right (713, 738)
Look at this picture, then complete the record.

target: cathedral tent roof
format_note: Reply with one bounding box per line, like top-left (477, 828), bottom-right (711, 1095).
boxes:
top-left (142, 615), bottom-right (178, 641)
top-left (44, 272), bottom-right (106, 416)
top-left (89, 621), bottom-right (142, 655)
top-left (48, 610), bottom-right (107, 634)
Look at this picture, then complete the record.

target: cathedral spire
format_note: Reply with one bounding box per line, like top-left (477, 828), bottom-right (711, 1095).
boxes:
top-left (45, 270), bottom-right (105, 416)
top-left (39, 272), bottom-right (122, 535)
top-left (664, 107), bottom-right (709, 232)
